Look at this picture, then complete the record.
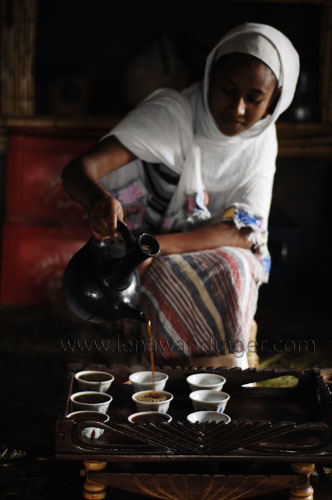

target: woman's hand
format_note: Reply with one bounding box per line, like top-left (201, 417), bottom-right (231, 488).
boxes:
top-left (88, 195), bottom-right (124, 240)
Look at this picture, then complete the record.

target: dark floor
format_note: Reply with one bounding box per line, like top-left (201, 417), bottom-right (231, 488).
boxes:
top-left (0, 284), bottom-right (332, 499)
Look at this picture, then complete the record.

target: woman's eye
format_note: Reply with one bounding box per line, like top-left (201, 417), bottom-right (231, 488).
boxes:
top-left (248, 96), bottom-right (263, 104)
top-left (221, 87), bottom-right (234, 95)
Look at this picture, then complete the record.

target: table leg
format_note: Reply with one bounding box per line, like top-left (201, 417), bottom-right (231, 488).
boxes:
top-left (82, 460), bottom-right (108, 500)
top-left (289, 463), bottom-right (315, 500)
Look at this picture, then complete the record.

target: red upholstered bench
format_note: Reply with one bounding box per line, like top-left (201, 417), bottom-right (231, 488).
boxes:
top-left (0, 127), bottom-right (106, 306)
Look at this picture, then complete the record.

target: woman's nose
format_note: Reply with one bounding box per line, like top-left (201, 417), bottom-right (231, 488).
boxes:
top-left (235, 98), bottom-right (246, 115)
top-left (229, 97), bottom-right (246, 116)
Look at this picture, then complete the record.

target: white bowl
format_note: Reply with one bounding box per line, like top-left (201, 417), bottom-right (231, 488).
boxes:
top-left (129, 371), bottom-right (168, 392)
top-left (70, 391), bottom-right (112, 413)
top-left (128, 411), bottom-right (172, 424)
top-left (132, 390), bottom-right (173, 414)
top-left (74, 370), bottom-right (114, 393)
top-left (187, 411), bottom-right (231, 424)
top-left (66, 410), bottom-right (110, 439)
top-left (186, 373), bottom-right (226, 391)
top-left (189, 390), bottom-right (230, 413)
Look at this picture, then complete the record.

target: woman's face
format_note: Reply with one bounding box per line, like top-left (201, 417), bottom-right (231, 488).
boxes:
top-left (209, 53), bottom-right (278, 136)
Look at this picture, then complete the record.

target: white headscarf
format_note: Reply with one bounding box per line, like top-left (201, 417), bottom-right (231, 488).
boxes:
top-left (195, 22), bottom-right (299, 149)
top-left (214, 32), bottom-right (281, 80)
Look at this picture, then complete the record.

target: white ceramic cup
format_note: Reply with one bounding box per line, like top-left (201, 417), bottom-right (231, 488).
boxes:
top-left (128, 411), bottom-right (172, 424)
top-left (186, 373), bottom-right (226, 392)
top-left (66, 411), bottom-right (110, 439)
top-left (187, 411), bottom-right (231, 424)
top-left (74, 370), bottom-right (114, 393)
top-left (132, 390), bottom-right (173, 414)
top-left (129, 371), bottom-right (168, 392)
top-left (70, 391), bottom-right (112, 413)
top-left (189, 390), bottom-right (230, 413)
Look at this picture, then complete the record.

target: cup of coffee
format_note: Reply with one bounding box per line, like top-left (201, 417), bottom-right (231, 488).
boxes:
top-left (128, 411), bottom-right (172, 424)
top-left (66, 410), bottom-right (110, 439)
top-left (129, 371), bottom-right (168, 392)
top-left (186, 411), bottom-right (231, 424)
top-left (132, 390), bottom-right (173, 413)
top-left (186, 373), bottom-right (226, 392)
top-left (70, 391), bottom-right (112, 413)
top-left (189, 390), bottom-right (230, 413)
top-left (74, 370), bottom-right (114, 393)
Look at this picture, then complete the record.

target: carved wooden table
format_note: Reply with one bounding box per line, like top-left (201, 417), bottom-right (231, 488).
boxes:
top-left (55, 364), bottom-right (332, 499)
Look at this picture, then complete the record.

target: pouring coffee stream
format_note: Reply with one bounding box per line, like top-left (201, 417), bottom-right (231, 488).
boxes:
top-left (146, 319), bottom-right (155, 393)
top-left (63, 221), bottom-right (160, 390)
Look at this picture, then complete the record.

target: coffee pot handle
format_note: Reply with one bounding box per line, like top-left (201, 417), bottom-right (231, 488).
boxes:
top-left (117, 220), bottom-right (136, 247)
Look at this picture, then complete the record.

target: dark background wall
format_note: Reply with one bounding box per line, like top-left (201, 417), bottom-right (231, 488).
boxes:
top-left (35, 1), bottom-right (321, 118)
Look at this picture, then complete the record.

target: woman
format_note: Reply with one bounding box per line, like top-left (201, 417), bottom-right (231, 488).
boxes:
top-left (62, 23), bottom-right (299, 368)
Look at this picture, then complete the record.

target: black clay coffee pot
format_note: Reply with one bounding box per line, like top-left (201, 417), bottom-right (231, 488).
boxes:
top-left (63, 221), bottom-right (160, 323)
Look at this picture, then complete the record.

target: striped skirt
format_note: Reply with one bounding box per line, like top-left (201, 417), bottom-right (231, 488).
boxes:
top-left (139, 247), bottom-right (263, 365)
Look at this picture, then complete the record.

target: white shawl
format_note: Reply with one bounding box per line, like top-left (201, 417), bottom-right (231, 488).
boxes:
top-left (102, 23), bottom-right (299, 239)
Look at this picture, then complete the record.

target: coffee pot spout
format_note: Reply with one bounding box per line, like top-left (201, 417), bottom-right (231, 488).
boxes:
top-left (114, 304), bottom-right (148, 323)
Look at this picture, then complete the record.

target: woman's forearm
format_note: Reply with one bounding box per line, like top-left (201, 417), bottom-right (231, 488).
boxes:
top-left (157, 222), bottom-right (252, 256)
top-left (62, 135), bottom-right (136, 211)
top-left (62, 158), bottom-right (111, 211)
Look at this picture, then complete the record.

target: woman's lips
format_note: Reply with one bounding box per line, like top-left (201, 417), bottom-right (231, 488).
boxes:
top-left (218, 116), bottom-right (246, 133)
top-left (221, 115), bottom-right (245, 125)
